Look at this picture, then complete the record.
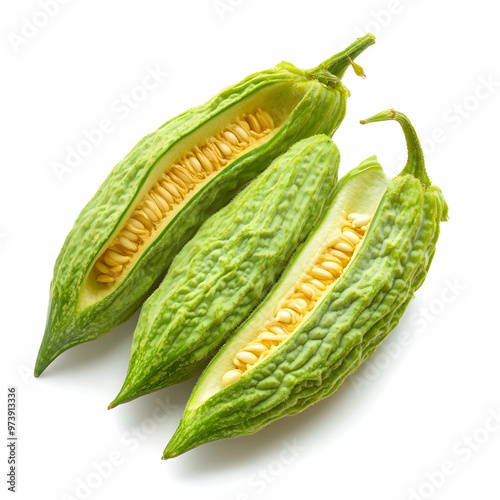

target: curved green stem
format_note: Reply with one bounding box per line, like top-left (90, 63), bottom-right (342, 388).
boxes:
top-left (360, 109), bottom-right (431, 187)
top-left (311, 33), bottom-right (376, 78)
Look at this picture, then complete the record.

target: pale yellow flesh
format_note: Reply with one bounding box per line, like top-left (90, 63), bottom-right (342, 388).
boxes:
top-left (94, 107), bottom-right (275, 285)
top-left (221, 213), bottom-right (371, 387)
top-left (78, 83), bottom-right (305, 308)
top-left (189, 166), bottom-right (390, 409)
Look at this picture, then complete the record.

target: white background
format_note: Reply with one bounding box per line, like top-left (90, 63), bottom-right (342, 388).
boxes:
top-left (1, 1), bottom-right (499, 499)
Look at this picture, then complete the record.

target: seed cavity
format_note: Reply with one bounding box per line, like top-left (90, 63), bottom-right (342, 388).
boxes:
top-left (221, 213), bottom-right (372, 387)
top-left (94, 108), bottom-right (275, 284)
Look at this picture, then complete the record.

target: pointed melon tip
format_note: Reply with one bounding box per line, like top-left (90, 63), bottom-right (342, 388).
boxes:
top-left (108, 383), bottom-right (136, 409)
top-left (107, 396), bottom-right (121, 410)
top-left (34, 355), bottom-right (48, 378)
top-left (162, 446), bottom-right (179, 460)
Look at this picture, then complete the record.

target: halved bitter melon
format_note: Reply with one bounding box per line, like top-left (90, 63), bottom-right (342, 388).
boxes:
top-left (162, 109), bottom-right (448, 459)
top-left (34, 34), bottom-right (375, 376)
top-left (108, 134), bottom-right (340, 408)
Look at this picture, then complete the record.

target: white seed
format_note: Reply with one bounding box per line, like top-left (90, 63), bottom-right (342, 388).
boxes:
top-left (135, 212), bottom-right (154, 230)
top-left (342, 228), bottom-right (361, 245)
top-left (181, 159), bottom-right (196, 176)
top-left (150, 192), bottom-right (169, 214)
top-left (258, 332), bottom-right (279, 343)
top-left (168, 172), bottom-right (188, 193)
top-left (128, 218), bottom-right (145, 231)
top-left (238, 118), bottom-right (251, 133)
top-left (321, 260), bottom-right (343, 275)
top-left (258, 109), bottom-right (274, 129)
top-left (145, 199), bottom-right (162, 219)
top-left (126, 226), bottom-right (147, 239)
top-left (322, 253), bottom-right (343, 265)
top-left (247, 113), bottom-right (262, 133)
top-left (311, 267), bottom-right (334, 281)
top-left (328, 249), bottom-right (350, 263)
top-left (232, 357), bottom-right (246, 370)
top-left (295, 297), bottom-right (308, 309)
top-left (172, 166), bottom-right (194, 185)
top-left (300, 283), bottom-right (315, 298)
top-left (347, 212), bottom-right (363, 220)
top-left (103, 254), bottom-right (119, 267)
top-left (121, 229), bottom-right (139, 242)
top-left (287, 299), bottom-right (306, 313)
top-left (193, 152), bottom-right (211, 172)
top-left (118, 236), bottom-right (137, 252)
top-left (276, 310), bottom-right (293, 324)
top-left (96, 274), bottom-right (115, 283)
top-left (235, 351), bottom-right (258, 365)
top-left (233, 125), bottom-right (250, 142)
top-left (309, 278), bottom-right (327, 291)
top-left (200, 147), bottom-right (218, 169)
top-left (188, 156), bottom-right (202, 172)
top-left (158, 184), bottom-right (175, 205)
top-left (243, 343), bottom-right (267, 356)
top-left (333, 241), bottom-right (354, 254)
top-left (352, 214), bottom-right (371, 228)
top-left (269, 324), bottom-right (287, 336)
top-left (222, 370), bottom-right (243, 387)
top-left (224, 131), bottom-right (239, 145)
top-left (215, 140), bottom-right (232, 157)
top-left (142, 206), bottom-right (159, 223)
top-left (207, 142), bottom-right (226, 163)
top-left (103, 253), bottom-right (121, 268)
top-left (107, 250), bottom-right (130, 264)
top-left (163, 181), bottom-right (181, 200)
top-left (95, 261), bottom-right (112, 275)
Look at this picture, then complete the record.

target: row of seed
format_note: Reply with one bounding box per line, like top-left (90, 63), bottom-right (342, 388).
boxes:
top-left (221, 213), bottom-right (372, 387)
top-left (94, 108), bottom-right (275, 284)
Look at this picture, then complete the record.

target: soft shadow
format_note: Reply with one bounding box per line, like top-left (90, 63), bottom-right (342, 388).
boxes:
top-left (169, 303), bottom-right (420, 475)
top-left (110, 376), bottom-right (199, 433)
top-left (168, 373), bottom-right (367, 477)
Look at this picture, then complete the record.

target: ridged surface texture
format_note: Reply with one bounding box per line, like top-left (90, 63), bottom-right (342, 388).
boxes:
top-left (35, 33), bottom-right (377, 376)
top-left (165, 176), bottom-right (445, 457)
top-left (110, 135), bottom-right (340, 407)
top-left (163, 109), bottom-right (448, 459)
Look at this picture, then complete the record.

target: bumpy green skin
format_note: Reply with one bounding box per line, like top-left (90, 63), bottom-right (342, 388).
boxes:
top-left (35, 35), bottom-right (375, 377)
top-left (109, 135), bottom-right (340, 407)
top-left (163, 110), bottom-right (449, 459)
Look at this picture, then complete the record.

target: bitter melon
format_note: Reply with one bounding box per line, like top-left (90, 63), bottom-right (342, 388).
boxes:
top-left (162, 109), bottom-right (448, 459)
top-left (34, 34), bottom-right (375, 376)
top-left (109, 135), bottom-right (340, 408)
